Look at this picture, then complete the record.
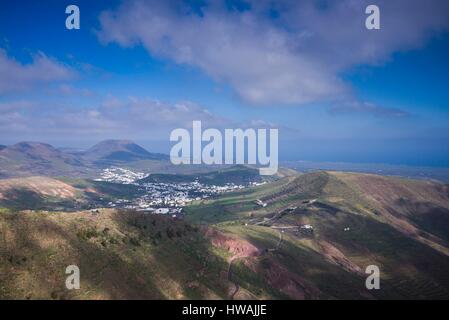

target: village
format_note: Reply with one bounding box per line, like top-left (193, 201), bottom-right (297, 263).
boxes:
top-left (95, 167), bottom-right (264, 217)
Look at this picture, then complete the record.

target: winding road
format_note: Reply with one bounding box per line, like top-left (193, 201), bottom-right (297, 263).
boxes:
top-left (227, 202), bottom-right (315, 299)
top-left (227, 230), bottom-right (284, 299)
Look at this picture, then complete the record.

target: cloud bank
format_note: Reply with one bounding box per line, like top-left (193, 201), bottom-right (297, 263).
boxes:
top-left (0, 49), bottom-right (75, 94)
top-left (0, 97), bottom-right (233, 140)
top-left (97, 0), bottom-right (449, 107)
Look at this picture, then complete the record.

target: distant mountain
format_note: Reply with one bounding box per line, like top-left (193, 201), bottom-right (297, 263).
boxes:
top-left (0, 140), bottom-right (170, 178)
top-left (0, 145), bottom-right (5, 151)
top-left (1, 142), bottom-right (80, 164)
top-left (83, 140), bottom-right (169, 164)
top-left (0, 142), bottom-right (89, 178)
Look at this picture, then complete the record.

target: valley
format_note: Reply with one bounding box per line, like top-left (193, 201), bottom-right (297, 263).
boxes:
top-left (1, 140), bottom-right (449, 300)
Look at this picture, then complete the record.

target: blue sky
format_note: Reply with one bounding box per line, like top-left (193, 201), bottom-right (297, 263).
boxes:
top-left (1, 0), bottom-right (449, 166)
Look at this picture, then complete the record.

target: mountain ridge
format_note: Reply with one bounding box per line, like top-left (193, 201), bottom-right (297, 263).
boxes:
top-left (0, 140), bottom-right (169, 178)
top-left (82, 139), bottom-right (169, 163)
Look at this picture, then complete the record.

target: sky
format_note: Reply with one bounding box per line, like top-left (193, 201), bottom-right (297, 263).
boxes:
top-left (0, 0), bottom-right (449, 166)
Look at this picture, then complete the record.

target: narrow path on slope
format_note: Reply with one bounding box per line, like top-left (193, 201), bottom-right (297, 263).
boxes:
top-left (227, 203), bottom-right (309, 299)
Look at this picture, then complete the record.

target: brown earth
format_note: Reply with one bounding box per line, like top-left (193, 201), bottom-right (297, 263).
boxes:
top-left (0, 176), bottom-right (79, 200)
top-left (204, 227), bottom-right (260, 259)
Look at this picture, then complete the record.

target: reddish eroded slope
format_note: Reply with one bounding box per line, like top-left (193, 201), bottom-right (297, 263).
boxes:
top-left (204, 227), bottom-right (323, 299)
top-left (204, 227), bottom-right (260, 259)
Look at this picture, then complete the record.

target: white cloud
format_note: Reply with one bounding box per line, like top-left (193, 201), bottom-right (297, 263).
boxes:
top-left (0, 49), bottom-right (76, 94)
top-left (97, 0), bottom-right (449, 107)
top-left (0, 96), bottom-right (297, 144)
top-left (0, 97), bottom-right (231, 139)
top-left (97, 0), bottom-right (346, 105)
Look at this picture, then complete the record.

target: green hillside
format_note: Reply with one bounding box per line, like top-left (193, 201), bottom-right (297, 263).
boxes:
top-left (185, 171), bottom-right (449, 299)
top-left (1, 171), bottom-right (449, 299)
top-left (139, 165), bottom-right (265, 185)
top-left (0, 209), bottom-right (231, 299)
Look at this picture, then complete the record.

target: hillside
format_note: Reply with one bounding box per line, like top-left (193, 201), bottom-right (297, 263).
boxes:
top-left (139, 165), bottom-right (265, 185)
top-left (1, 171), bottom-right (449, 299)
top-left (0, 176), bottom-right (144, 210)
top-left (138, 165), bottom-right (293, 185)
top-left (0, 176), bottom-right (80, 209)
top-left (0, 209), bottom-right (234, 299)
top-left (184, 171), bottom-right (449, 299)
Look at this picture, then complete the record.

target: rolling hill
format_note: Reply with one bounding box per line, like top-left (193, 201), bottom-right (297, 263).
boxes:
top-left (0, 176), bottom-right (144, 211)
top-left (183, 171), bottom-right (449, 299)
top-left (1, 171), bottom-right (449, 299)
top-left (139, 165), bottom-right (295, 185)
top-left (139, 165), bottom-right (264, 185)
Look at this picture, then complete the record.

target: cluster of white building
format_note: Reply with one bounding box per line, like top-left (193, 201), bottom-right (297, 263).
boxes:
top-left (98, 167), bottom-right (257, 217)
top-left (95, 167), bottom-right (149, 184)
